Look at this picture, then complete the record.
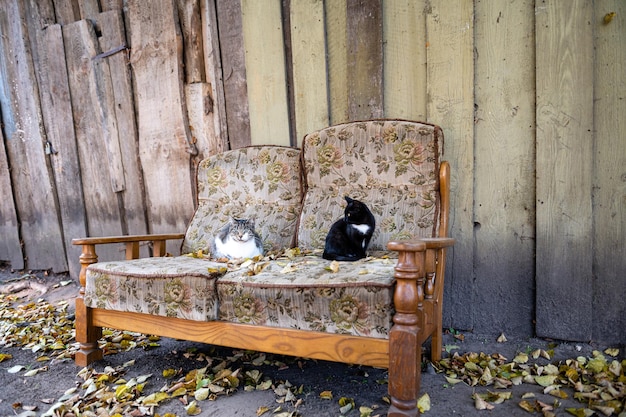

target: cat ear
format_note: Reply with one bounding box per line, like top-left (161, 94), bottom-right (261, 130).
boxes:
top-left (344, 196), bottom-right (353, 204)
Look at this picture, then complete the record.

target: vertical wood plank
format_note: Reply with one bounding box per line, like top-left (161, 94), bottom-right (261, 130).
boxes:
top-left (383, 0), bottom-right (427, 121)
top-left (96, 10), bottom-right (148, 240)
top-left (0, 124), bottom-right (23, 269)
top-left (177, 0), bottom-right (206, 83)
top-left (201, 0), bottom-right (228, 154)
top-left (346, 0), bottom-right (383, 120)
top-left (474, 0), bottom-right (536, 337)
top-left (36, 23), bottom-right (87, 279)
top-left (127, 0), bottom-right (194, 251)
top-left (78, 0), bottom-right (100, 21)
top-left (535, 0), bottom-right (594, 341)
top-left (592, 0), bottom-right (626, 342)
top-left (290, 0), bottom-right (329, 146)
top-left (53, 0), bottom-right (80, 24)
top-left (0, 0), bottom-right (67, 272)
top-left (426, 0), bottom-right (475, 331)
top-left (63, 19), bottom-right (125, 262)
top-left (216, 0), bottom-right (250, 149)
top-left (241, 0), bottom-right (290, 146)
top-left (325, 0), bottom-right (348, 125)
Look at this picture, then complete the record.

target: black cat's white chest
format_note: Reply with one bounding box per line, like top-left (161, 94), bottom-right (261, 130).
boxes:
top-left (349, 223), bottom-right (371, 235)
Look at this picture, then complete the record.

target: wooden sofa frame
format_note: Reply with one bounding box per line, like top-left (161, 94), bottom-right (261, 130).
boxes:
top-left (72, 162), bottom-right (454, 417)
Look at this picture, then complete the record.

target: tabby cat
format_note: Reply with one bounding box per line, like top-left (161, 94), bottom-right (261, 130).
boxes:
top-left (211, 218), bottom-right (264, 259)
top-left (322, 196), bottom-right (375, 261)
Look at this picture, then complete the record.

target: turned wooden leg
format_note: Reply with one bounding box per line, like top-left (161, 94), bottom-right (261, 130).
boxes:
top-left (74, 244), bottom-right (103, 366)
top-left (387, 241), bottom-right (427, 417)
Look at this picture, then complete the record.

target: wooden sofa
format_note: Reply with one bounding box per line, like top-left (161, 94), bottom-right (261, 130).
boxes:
top-left (72, 119), bottom-right (454, 417)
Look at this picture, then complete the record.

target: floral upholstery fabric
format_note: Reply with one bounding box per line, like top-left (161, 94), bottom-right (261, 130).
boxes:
top-left (297, 120), bottom-right (442, 251)
top-left (84, 121), bottom-right (445, 340)
top-left (84, 256), bottom-right (227, 321)
top-left (181, 146), bottom-right (303, 255)
top-left (216, 254), bottom-right (397, 338)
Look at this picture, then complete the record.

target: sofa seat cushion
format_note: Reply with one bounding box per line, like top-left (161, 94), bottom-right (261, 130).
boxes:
top-left (84, 256), bottom-right (228, 321)
top-left (216, 254), bottom-right (397, 339)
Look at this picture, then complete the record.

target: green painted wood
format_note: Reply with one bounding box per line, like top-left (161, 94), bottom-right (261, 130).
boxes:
top-left (536, 0), bottom-right (594, 341)
top-left (347, 0), bottom-right (383, 120)
top-left (474, 0), bottom-right (536, 337)
top-left (426, 0), bottom-right (475, 331)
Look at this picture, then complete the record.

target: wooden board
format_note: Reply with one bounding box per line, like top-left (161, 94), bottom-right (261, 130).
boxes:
top-left (0, 122), bottom-right (23, 269)
top-left (591, 0), bottom-right (625, 342)
top-left (177, 0), bottom-right (206, 84)
top-left (35, 23), bottom-right (87, 279)
top-left (200, 0), bottom-right (228, 155)
top-left (289, 0), bottom-right (329, 146)
top-left (0, 0), bottom-right (67, 272)
top-left (473, 1), bottom-right (536, 337)
top-left (426, 0), bottom-right (475, 331)
top-left (325, 0), bottom-right (348, 125)
top-left (63, 19), bottom-right (125, 263)
top-left (383, 0), bottom-right (427, 121)
top-left (127, 0), bottom-right (193, 253)
top-left (96, 10), bottom-right (149, 242)
top-left (535, 1), bottom-right (594, 341)
top-left (346, 0), bottom-right (383, 120)
top-left (216, 0), bottom-right (250, 149)
top-left (52, 0), bottom-right (80, 25)
top-left (241, 0), bottom-right (290, 146)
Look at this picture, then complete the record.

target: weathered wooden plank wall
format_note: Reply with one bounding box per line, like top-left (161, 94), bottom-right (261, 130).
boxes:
top-left (0, 0), bottom-right (624, 344)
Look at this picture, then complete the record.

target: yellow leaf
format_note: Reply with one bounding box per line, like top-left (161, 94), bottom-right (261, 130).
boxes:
top-left (0, 353), bottom-right (12, 362)
top-left (534, 375), bottom-right (557, 387)
top-left (185, 401), bottom-right (202, 415)
top-left (327, 260), bottom-right (340, 273)
top-left (417, 393), bottom-right (431, 413)
top-left (474, 395), bottom-right (494, 410)
top-left (604, 347), bottom-right (619, 357)
top-left (359, 406), bottom-right (374, 417)
top-left (319, 391), bottom-right (333, 400)
top-left (162, 368), bottom-right (177, 378)
top-left (256, 406), bottom-right (270, 416)
top-left (565, 408), bottom-right (594, 417)
top-left (497, 333), bottom-right (508, 343)
top-left (194, 388), bottom-right (209, 401)
top-left (514, 353), bottom-right (529, 364)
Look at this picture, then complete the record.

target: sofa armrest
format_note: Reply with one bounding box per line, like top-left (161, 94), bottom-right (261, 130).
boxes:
top-left (71, 233), bottom-right (185, 288)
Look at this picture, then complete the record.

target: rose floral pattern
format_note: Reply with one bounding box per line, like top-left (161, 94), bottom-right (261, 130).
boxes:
top-left (217, 254), bottom-right (396, 338)
top-left (182, 146), bottom-right (303, 255)
top-left (84, 256), bottom-right (225, 321)
top-left (297, 120), bottom-right (442, 251)
top-left (83, 120), bottom-right (444, 340)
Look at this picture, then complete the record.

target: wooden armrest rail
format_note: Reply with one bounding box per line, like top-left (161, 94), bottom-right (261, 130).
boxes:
top-left (71, 233), bottom-right (185, 246)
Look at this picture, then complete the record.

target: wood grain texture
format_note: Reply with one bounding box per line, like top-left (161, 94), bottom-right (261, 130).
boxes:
top-left (383, 0), bottom-right (427, 121)
top-left (474, 1), bottom-right (535, 337)
top-left (92, 309), bottom-right (390, 368)
top-left (52, 0), bottom-right (80, 24)
top-left (241, 0), bottom-right (290, 146)
top-left (347, 0), bottom-right (383, 120)
top-left (290, 0), bottom-right (329, 146)
top-left (35, 23), bottom-right (87, 278)
top-left (63, 19), bottom-right (125, 263)
top-left (325, 0), bottom-right (348, 124)
top-left (535, 0), bottom-right (594, 341)
top-left (200, 0), bottom-right (228, 154)
top-left (127, 0), bottom-right (193, 253)
top-left (177, 0), bottom-right (206, 83)
top-left (215, 0), bottom-right (250, 149)
top-left (96, 10), bottom-right (148, 241)
top-left (0, 122), bottom-right (23, 269)
top-left (591, 0), bottom-right (625, 343)
top-left (426, 0), bottom-right (474, 331)
top-left (0, 0), bottom-right (66, 271)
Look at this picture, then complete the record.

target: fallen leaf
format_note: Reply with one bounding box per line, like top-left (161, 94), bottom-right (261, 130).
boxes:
top-left (319, 390), bottom-right (333, 400)
top-left (417, 393), bottom-right (431, 413)
top-left (497, 333), bottom-right (508, 343)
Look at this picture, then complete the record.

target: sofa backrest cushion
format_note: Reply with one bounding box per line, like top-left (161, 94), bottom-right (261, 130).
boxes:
top-left (297, 120), bottom-right (443, 251)
top-left (182, 146), bottom-right (303, 254)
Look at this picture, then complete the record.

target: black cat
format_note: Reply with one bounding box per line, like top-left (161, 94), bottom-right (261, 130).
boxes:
top-left (323, 196), bottom-right (375, 261)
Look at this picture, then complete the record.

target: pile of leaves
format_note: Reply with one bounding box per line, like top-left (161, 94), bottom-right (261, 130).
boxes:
top-left (0, 293), bottom-right (385, 417)
top-left (435, 347), bottom-right (626, 416)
